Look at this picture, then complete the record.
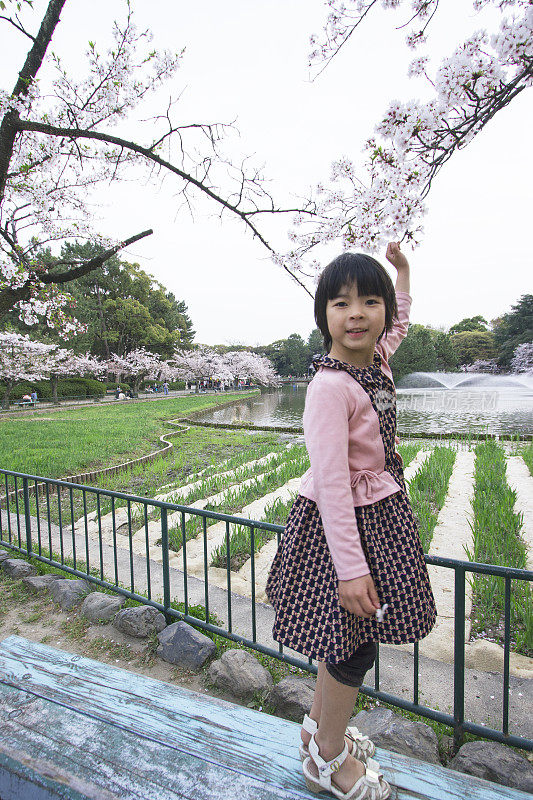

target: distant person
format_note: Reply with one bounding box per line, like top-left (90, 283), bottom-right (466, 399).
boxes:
top-left (30, 390), bottom-right (38, 404)
top-left (266, 243), bottom-right (435, 800)
top-left (163, 381), bottom-right (169, 395)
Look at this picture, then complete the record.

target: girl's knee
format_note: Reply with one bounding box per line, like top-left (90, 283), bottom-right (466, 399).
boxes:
top-left (325, 641), bottom-right (377, 688)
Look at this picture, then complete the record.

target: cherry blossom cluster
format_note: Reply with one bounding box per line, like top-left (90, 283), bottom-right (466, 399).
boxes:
top-left (278, 0), bottom-right (532, 275)
top-left (460, 358), bottom-right (500, 374)
top-left (171, 347), bottom-right (281, 387)
top-left (510, 342), bottom-right (533, 374)
top-left (0, 332), bottom-right (56, 383)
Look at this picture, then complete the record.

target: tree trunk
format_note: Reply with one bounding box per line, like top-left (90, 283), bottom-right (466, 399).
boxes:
top-left (51, 374), bottom-right (59, 404)
top-left (2, 379), bottom-right (13, 410)
top-left (96, 283), bottom-right (111, 360)
top-left (0, 0), bottom-right (67, 203)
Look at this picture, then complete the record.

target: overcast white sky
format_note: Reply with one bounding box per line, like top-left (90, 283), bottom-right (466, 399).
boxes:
top-left (2, 0), bottom-right (531, 346)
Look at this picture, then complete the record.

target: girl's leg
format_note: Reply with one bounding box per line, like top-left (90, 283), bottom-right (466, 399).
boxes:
top-left (300, 661), bottom-right (327, 749)
top-left (306, 641), bottom-right (378, 792)
top-left (308, 672), bottom-right (366, 792)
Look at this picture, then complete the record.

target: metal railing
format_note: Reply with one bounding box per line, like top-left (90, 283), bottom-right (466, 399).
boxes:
top-left (1, 467), bottom-right (531, 752)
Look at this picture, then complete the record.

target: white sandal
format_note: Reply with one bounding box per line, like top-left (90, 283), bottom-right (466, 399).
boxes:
top-left (299, 714), bottom-right (376, 764)
top-left (302, 733), bottom-right (391, 799)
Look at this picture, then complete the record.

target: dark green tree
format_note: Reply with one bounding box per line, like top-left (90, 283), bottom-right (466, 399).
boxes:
top-left (307, 328), bottom-right (325, 362)
top-left (21, 241), bottom-right (196, 357)
top-left (389, 324), bottom-right (437, 381)
top-left (427, 328), bottom-right (459, 371)
top-left (258, 334), bottom-right (309, 376)
top-left (449, 315), bottom-right (489, 335)
top-left (449, 331), bottom-right (497, 365)
top-left (492, 294), bottom-right (533, 370)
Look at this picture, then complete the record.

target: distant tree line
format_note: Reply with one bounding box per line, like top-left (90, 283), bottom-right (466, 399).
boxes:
top-left (249, 294), bottom-right (532, 380)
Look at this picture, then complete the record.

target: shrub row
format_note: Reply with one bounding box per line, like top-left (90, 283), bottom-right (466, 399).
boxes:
top-left (3, 377), bottom-right (107, 401)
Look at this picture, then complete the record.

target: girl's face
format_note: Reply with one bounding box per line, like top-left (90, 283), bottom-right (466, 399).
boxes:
top-left (325, 280), bottom-right (386, 367)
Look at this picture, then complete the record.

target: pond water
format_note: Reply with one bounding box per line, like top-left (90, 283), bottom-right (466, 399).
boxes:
top-left (202, 372), bottom-right (533, 436)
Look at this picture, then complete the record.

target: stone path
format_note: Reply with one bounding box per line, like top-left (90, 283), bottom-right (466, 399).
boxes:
top-left (396, 450), bottom-right (476, 663)
top-left (505, 455), bottom-right (533, 571)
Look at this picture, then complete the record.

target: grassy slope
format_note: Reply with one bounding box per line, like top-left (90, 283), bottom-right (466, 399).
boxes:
top-left (0, 393), bottom-right (258, 478)
top-left (467, 440), bottom-right (532, 657)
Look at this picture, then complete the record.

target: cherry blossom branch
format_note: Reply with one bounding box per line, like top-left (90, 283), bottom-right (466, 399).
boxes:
top-left (15, 118), bottom-right (314, 296)
top-left (40, 228), bottom-right (153, 284)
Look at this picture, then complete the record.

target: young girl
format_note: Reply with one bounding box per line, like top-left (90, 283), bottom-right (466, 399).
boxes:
top-left (266, 243), bottom-right (436, 800)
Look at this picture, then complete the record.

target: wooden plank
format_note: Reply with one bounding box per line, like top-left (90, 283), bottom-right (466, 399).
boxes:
top-left (0, 636), bottom-right (530, 800)
top-left (0, 742), bottom-right (119, 800)
top-left (0, 683), bottom-right (299, 800)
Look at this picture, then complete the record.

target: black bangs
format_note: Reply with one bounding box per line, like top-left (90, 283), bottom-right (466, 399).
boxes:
top-left (314, 252), bottom-right (398, 353)
top-left (321, 253), bottom-right (386, 302)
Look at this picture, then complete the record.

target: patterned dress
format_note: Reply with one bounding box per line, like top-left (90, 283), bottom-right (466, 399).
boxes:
top-left (265, 352), bottom-right (437, 663)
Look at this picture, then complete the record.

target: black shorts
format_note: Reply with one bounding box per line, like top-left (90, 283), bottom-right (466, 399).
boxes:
top-left (325, 640), bottom-right (377, 687)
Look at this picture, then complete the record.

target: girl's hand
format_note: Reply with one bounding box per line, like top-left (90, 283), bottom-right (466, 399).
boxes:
top-left (386, 241), bottom-right (409, 272)
top-left (338, 574), bottom-right (381, 618)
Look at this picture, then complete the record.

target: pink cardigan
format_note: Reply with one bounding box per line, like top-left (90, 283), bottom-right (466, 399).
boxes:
top-left (298, 290), bottom-right (412, 580)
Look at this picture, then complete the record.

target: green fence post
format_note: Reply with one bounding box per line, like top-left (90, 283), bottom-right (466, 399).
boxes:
top-left (454, 565), bottom-right (466, 750)
top-left (22, 477), bottom-right (32, 556)
top-left (160, 508), bottom-right (172, 623)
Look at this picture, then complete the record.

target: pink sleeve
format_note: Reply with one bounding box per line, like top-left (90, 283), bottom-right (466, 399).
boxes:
top-left (376, 290), bottom-right (412, 362)
top-left (303, 380), bottom-right (371, 580)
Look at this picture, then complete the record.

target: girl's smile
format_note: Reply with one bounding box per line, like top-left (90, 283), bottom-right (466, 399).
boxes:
top-left (326, 281), bottom-right (386, 367)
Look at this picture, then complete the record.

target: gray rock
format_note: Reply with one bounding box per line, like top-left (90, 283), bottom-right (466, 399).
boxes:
top-left (113, 605), bottom-right (166, 638)
top-left (207, 649), bottom-right (273, 702)
top-left (1, 558), bottom-right (37, 578)
top-left (353, 707), bottom-right (440, 764)
top-left (22, 574), bottom-right (64, 593)
top-left (49, 578), bottom-right (91, 610)
top-left (156, 621), bottom-right (216, 669)
top-left (81, 592), bottom-right (125, 622)
top-left (0, 550), bottom-right (10, 562)
top-left (266, 677), bottom-right (316, 722)
top-left (448, 741), bottom-right (533, 793)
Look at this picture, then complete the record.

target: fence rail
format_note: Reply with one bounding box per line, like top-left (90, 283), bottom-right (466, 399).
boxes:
top-left (1, 467), bottom-right (531, 753)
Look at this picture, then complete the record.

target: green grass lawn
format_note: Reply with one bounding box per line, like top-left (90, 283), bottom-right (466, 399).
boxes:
top-left (0, 393), bottom-right (260, 479)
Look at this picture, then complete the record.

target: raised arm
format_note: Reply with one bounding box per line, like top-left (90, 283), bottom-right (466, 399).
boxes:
top-left (386, 241), bottom-right (410, 295)
top-left (376, 242), bottom-right (412, 361)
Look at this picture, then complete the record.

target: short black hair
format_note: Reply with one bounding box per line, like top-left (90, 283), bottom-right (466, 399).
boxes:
top-left (314, 252), bottom-right (398, 353)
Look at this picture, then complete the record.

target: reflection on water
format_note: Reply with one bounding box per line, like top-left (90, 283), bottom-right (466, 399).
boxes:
top-left (204, 376), bottom-right (533, 435)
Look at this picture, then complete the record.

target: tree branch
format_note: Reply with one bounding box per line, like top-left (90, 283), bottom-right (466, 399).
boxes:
top-left (0, 13), bottom-right (36, 41)
top-left (41, 228), bottom-right (153, 283)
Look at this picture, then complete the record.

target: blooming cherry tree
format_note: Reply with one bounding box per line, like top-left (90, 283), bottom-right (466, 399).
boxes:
top-left (107, 348), bottom-right (163, 394)
top-left (225, 349), bottom-right (281, 387)
top-left (0, 0), bottom-right (312, 330)
top-left (170, 347), bottom-right (280, 389)
top-left (0, 331), bottom-right (56, 408)
top-left (44, 349), bottom-right (105, 403)
top-left (460, 358), bottom-right (500, 374)
top-left (510, 342), bottom-right (533, 375)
